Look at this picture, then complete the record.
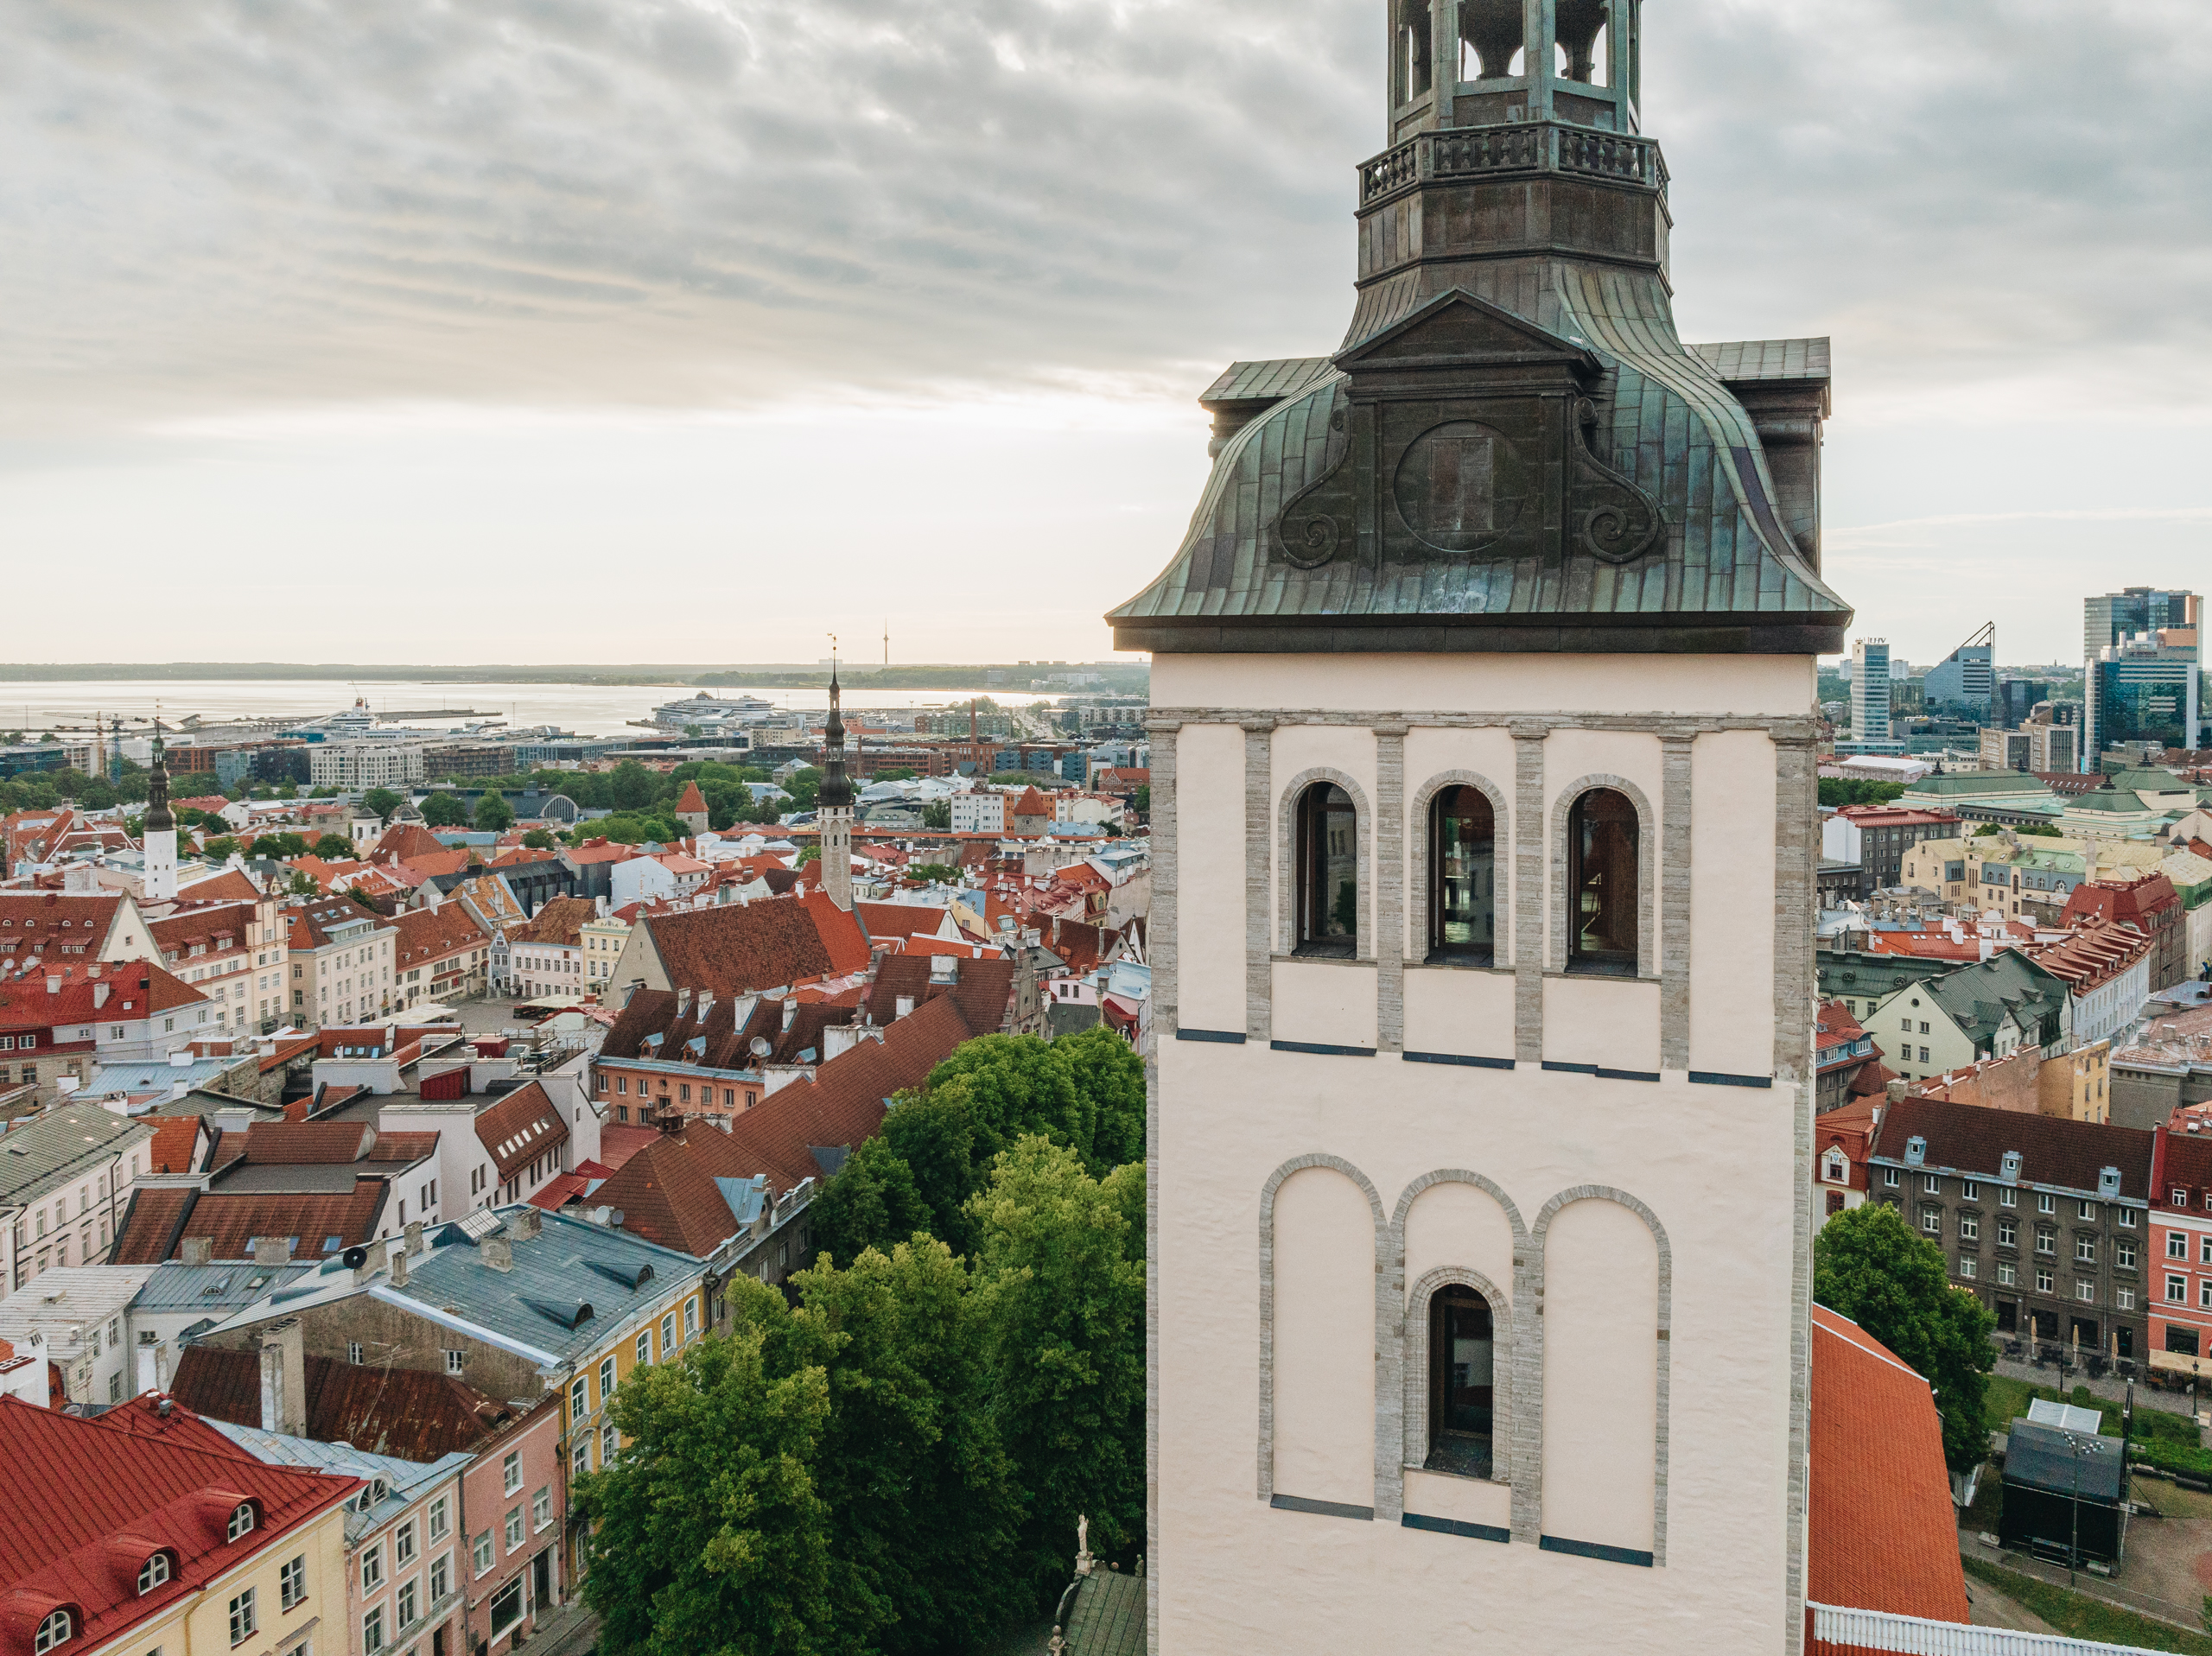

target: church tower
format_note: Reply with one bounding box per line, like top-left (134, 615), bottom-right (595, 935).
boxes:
top-left (1112, 1), bottom-right (1849, 1649)
top-left (143, 723), bottom-right (179, 905)
top-left (817, 663), bottom-right (855, 912)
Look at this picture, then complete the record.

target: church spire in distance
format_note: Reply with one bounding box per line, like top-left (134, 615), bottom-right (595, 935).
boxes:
top-left (817, 638), bottom-right (854, 911)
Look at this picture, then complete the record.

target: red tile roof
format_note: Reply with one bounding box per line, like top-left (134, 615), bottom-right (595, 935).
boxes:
top-left (862, 953), bottom-right (1015, 1036)
top-left (234, 1122), bottom-right (435, 1167)
top-left (1808, 1305), bottom-right (1969, 1623)
top-left (111, 1183), bottom-right (389, 1265)
top-left (0, 1394), bottom-right (358, 1655)
top-left (473, 1082), bottom-right (569, 1183)
top-left (147, 903), bottom-right (254, 960)
top-left (391, 904), bottom-right (488, 972)
top-left (142, 1115), bottom-right (208, 1177)
top-left (169, 1347), bottom-right (519, 1460)
top-left (175, 870), bottom-right (261, 904)
top-left (676, 781), bottom-right (709, 815)
top-left (689, 992), bottom-right (987, 1196)
top-left (372, 822), bottom-right (450, 864)
top-left (639, 892), bottom-right (868, 996)
top-left (511, 897), bottom-right (596, 949)
top-left (2064, 872), bottom-right (2180, 929)
top-left (0, 960), bottom-right (207, 1030)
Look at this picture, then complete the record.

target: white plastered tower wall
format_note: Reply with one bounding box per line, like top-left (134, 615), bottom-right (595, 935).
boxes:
top-left (1145, 654), bottom-right (1821, 1654)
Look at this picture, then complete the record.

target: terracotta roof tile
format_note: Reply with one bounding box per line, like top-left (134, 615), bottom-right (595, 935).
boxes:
top-left (510, 897), bottom-right (596, 949)
top-left (1808, 1305), bottom-right (1969, 1622)
top-left (142, 1115), bottom-right (208, 1177)
top-left (111, 1183), bottom-right (388, 1264)
top-left (169, 1347), bottom-right (518, 1460)
top-left (473, 1082), bottom-right (569, 1183)
top-left (0, 1395), bottom-right (358, 1654)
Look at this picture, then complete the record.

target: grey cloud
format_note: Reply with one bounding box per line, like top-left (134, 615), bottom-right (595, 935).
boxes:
top-left (4, 0), bottom-right (2209, 433)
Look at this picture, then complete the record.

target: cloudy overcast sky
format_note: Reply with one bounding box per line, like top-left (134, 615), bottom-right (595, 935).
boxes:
top-left (8, 0), bottom-right (2209, 667)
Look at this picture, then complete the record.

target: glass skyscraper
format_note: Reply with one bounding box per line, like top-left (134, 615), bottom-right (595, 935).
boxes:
top-left (2084, 587), bottom-right (2200, 767)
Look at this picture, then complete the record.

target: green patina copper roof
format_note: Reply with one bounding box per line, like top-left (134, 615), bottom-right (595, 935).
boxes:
top-left (1109, 270), bottom-right (1851, 647)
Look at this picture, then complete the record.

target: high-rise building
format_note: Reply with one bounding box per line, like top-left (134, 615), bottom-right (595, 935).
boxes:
top-left (1923, 623), bottom-right (1994, 719)
top-left (1846, 638), bottom-right (1900, 753)
top-left (1109, 0), bottom-right (1850, 1645)
top-left (2084, 587), bottom-right (2199, 766)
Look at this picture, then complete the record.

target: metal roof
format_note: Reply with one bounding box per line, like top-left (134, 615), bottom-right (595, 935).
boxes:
top-left (1198, 357), bottom-right (1337, 409)
top-left (1688, 337), bottom-right (1831, 382)
top-left (0, 1102), bottom-right (156, 1206)
top-left (2003, 1419), bottom-right (2123, 1503)
top-left (1109, 272), bottom-right (1852, 648)
top-left (129, 1261), bottom-right (314, 1313)
top-left (206, 1421), bottom-right (470, 1539)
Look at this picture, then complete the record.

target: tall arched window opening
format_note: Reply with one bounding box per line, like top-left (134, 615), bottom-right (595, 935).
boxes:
top-left (1567, 787), bottom-right (1639, 975)
top-left (1427, 785), bottom-right (1496, 965)
top-left (1427, 1285), bottom-right (1494, 1478)
top-left (1295, 784), bottom-right (1358, 958)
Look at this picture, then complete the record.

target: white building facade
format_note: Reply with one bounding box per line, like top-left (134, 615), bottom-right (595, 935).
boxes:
top-left (1107, 3), bottom-right (1851, 1647)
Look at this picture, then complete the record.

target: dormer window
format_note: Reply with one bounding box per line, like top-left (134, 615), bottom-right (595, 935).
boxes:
top-left (137, 1552), bottom-right (171, 1594)
top-left (33, 1609), bottom-right (70, 1653)
top-left (226, 1502), bottom-right (256, 1542)
top-left (1821, 1151), bottom-right (1846, 1184)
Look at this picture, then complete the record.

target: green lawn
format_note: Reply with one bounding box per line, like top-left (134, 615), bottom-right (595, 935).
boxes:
top-left (1962, 1558), bottom-right (2212, 1653)
top-left (1985, 1376), bottom-right (2202, 1448)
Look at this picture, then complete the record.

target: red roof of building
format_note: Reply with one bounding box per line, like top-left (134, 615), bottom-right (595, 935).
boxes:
top-left (391, 903), bottom-right (488, 972)
top-left (1808, 1304), bottom-right (1968, 1623)
top-left (0, 1394), bottom-right (359, 1655)
top-left (676, 781), bottom-right (709, 815)
top-left (175, 870), bottom-right (261, 904)
top-left (169, 1347), bottom-right (519, 1461)
top-left (0, 960), bottom-right (207, 1031)
top-left (2063, 872), bottom-right (2179, 930)
top-left (372, 822), bottom-right (449, 864)
top-left (142, 1115), bottom-right (208, 1177)
top-left (111, 1183), bottom-right (389, 1266)
top-left (1010, 787), bottom-right (1049, 819)
top-left (473, 1081), bottom-right (569, 1183)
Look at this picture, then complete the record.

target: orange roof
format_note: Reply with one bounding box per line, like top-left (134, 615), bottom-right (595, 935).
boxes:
top-left (1808, 1305), bottom-right (1968, 1622)
top-left (142, 1114), bottom-right (207, 1176)
top-left (676, 781), bottom-right (709, 815)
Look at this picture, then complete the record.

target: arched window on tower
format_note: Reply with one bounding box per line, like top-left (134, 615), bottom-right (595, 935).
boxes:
top-left (1393, 0), bottom-right (1433, 106)
top-left (1295, 784), bottom-right (1358, 958)
top-left (1427, 786), bottom-right (1496, 965)
top-left (1567, 788), bottom-right (1639, 975)
top-left (1427, 1285), bottom-right (1494, 1479)
top-left (1555, 0), bottom-right (1610, 85)
top-left (1459, 0), bottom-right (1523, 79)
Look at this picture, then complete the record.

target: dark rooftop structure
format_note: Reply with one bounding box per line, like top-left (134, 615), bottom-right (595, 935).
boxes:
top-left (1999, 1417), bottom-right (2126, 1566)
top-left (1107, 0), bottom-right (1849, 657)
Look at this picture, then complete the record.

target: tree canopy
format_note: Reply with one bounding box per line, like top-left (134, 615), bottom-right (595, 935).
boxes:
top-left (420, 791), bottom-right (468, 828)
top-left (581, 1025), bottom-right (1152, 1653)
top-left (474, 791), bottom-right (516, 832)
top-left (1818, 778), bottom-right (1909, 809)
top-left (360, 786), bottom-right (404, 822)
top-left (1813, 1202), bottom-right (1995, 1474)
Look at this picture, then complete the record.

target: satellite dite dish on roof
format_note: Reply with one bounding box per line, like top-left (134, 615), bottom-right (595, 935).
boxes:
top-left (340, 1246), bottom-right (370, 1271)
top-left (750, 1037), bottom-right (772, 1059)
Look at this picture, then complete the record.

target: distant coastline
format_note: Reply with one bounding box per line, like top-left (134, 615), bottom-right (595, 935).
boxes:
top-left (0, 661), bottom-right (1150, 693)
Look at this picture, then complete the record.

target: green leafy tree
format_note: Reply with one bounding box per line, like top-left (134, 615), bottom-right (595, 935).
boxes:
top-left (783, 768), bottom-right (823, 812)
top-left (285, 871), bottom-right (319, 897)
top-left (203, 835), bottom-right (238, 861)
top-left (1817, 779), bottom-right (1908, 808)
top-left (311, 834), bottom-right (354, 860)
top-left (309, 785), bottom-right (338, 798)
top-left (1052, 1025), bottom-right (1147, 1172)
top-left (873, 767), bottom-right (917, 782)
top-left (796, 846), bottom-right (821, 866)
top-left (906, 862), bottom-right (961, 885)
top-left (967, 1139), bottom-right (1147, 1596)
top-left (808, 1134), bottom-right (935, 1267)
top-left (777, 1240), bottom-right (1027, 1652)
top-left (920, 802), bottom-right (950, 831)
top-left (607, 760), bottom-right (661, 813)
top-left (2019, 822), bottom-right (2063, 838)
top-left (1814, 1202), bottom-right (1994, 1475)
top-left (522, 828), bottom-right (556, 850)
top-left (420, 791), bottom-right (467, 828)
top-left (360, 787), bottom-right (404, 823)
top-left (474, 792), bottom-right (515, 832)
top-left (250, 832), bottom-right (310, 860)
top-left (575, 1320), bottom-right (836, 1656)
top-left (924, 1037), bottom-right (1091, 1171)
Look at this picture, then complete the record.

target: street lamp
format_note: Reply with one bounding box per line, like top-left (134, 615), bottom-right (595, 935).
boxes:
top-left (2063, 1430), bottom-right (2099, 1588)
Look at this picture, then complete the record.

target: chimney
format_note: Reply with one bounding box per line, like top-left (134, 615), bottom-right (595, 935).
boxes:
top-left (893, 995), bottom-right (916, 1021)
top-left (180, 1236), bottom-right (214, 1266)
top-left (45, 975), bottom-right (60, 995)
top-left (696, 991), bottom-right (715, 1024)
top-left (507, 1209), bottom-right (543, 1240)
top-left (782, 999), bottom-right (798, 1032)
top-left (389, 1239), bottom-right (410, 1285)
top-left (258, 1319), bottom-right (306, 1436)
top-left (481, 1235), bottom-right (514, 1272)
top-left (404, 1219), bottom-right (425, 1257)
top-left (92, 981), bottom-right (110, 1010)
top-left (251, 1236), bottom-right (293, 1267)
top-left (677, 987), bottom-right (693, 1018)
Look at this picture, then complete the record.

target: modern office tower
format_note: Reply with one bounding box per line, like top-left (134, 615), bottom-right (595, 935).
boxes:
top-left (2085, 587), bottom-right (2199, 765)
top-left (1996, 679), bottom-right (2050, 730)
top-left (1848, 638), bottom-right (1898, 752)
top-left (1109, 0), bottom-right (1851, 1646)
top-left (1923, 623), bottom-right (1994, 719)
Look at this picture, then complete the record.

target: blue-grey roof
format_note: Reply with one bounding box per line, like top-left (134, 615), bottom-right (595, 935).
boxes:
top-left (389, 1208), bottom-right (702, 1365)
top-left (2003, 1419), bottom-right (2123, 1503)
top-left (93, 1059), bottom-right (247, 1096)
top-left (207, 1420), bottom-right (469, 1538)
top-left (130, 1261), bottom-right (315, 1314)
top-left (0, 1102), bottom-right (156, 1205)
